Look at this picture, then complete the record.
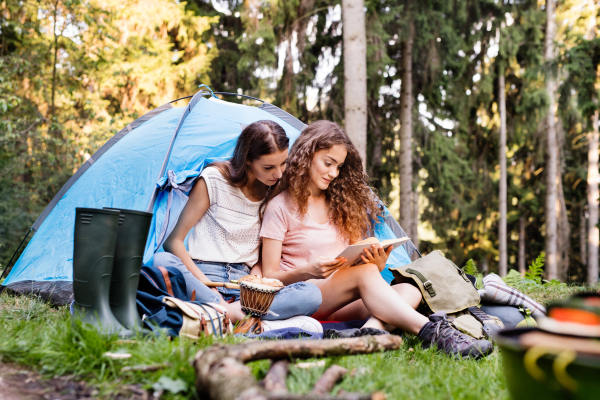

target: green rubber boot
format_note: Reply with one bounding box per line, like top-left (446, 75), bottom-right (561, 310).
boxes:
top-left (104, 208), bottom-right (153, 330)
top-left (72, 208), bottom-right (131, 336)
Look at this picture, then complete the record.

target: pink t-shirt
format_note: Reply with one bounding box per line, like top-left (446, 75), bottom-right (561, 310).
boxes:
top-left (260, 192), bottom-right (349, 271)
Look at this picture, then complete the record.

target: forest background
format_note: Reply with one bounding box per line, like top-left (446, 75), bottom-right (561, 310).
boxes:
top-left (1, 0), bottom-right (599, 284)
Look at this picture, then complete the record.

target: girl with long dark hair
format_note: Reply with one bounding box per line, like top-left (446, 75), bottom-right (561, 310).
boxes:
top-left (159, 120), bottom-right (322, 329)
top-left (259, 120), bottom-right (493, 358)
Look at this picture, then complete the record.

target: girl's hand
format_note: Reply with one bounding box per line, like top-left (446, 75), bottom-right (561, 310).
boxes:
top-left (361, 244), bottom-right (393, 272)
top-left (306, 256), bottom-right (347, 279)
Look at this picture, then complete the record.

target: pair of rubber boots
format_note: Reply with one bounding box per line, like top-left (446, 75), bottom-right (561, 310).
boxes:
top-left (72, 207), bottom-right (152, 336)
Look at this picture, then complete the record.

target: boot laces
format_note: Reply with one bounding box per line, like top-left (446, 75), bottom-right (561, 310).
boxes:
top-left (430, 316), bottom-right (473, 346)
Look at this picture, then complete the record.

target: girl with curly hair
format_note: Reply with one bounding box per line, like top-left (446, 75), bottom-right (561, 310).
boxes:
top-left (260, 120), bottom-right (493, 358)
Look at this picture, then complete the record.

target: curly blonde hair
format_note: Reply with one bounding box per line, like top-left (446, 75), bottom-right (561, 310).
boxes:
top-left (269, 120), bottom-right (383, 242)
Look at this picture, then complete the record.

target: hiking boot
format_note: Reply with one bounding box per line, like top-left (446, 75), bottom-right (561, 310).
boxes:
top-left (418, 312), bottom-right (494, 359)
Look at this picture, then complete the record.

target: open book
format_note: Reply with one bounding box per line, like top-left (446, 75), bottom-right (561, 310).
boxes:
top-left (336, 237), bottom-right (410, 268)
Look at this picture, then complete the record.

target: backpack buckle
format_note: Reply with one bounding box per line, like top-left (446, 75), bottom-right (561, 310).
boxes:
top-left (423, 280), bottom-right (433, 289)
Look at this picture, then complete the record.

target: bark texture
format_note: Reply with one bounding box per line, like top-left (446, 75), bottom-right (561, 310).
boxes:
top-left (544, 0), bottom-right (559, 280)
top-left (342, 0), bottom-right (368, 169)
top-left (312, 365), bottom-right (348, 395)
top-left (519, 215), bottom-right (526, 275)
top-left (499, 69), bottom-right (508, 277)
top-left (399, 19), bottom-right (415, 236)
top-left (263, 361), bottom-right (290, 394)
top-left (580, 205), bottom-right (587, 268)
top-left (587, 0), bottom-right (599, 284)
top-left (194, 336), bottom-right (403, 400)
top-left (588, 110), bottom-right (599, 283)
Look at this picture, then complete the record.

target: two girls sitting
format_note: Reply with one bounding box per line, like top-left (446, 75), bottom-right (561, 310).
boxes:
top-left (155, 120), bottom-right (493, 359)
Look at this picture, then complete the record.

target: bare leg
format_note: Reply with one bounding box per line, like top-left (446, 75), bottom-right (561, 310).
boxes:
top-left (327, 283), bottom-right (423, 331)
top-left (312, 264), bottom-right (429, 334)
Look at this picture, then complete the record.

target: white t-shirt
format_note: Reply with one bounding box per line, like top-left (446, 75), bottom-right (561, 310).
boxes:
top-left (187, 167), bottom-right (261, 266)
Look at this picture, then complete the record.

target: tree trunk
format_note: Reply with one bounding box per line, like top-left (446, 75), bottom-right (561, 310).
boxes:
top-left (557, 174), bottom-right (570, 280)
top-left (342, 0), bottom-right (368, 169)
top-left (588, 110), bottom-right (599, 283)
top-left (580, 205), bottom-right (588, 268)
top-left (519, 215), bottom-right (526, 275)
top-left (499, 65), bottom-right (508, 277)
top-left (370, 100), bottom-right (383, 178)
top-left (399, 19), bottom-right (415, 236)
top-left (586, 0), bottom-right (599, 284)
top-left (412, 187), bottom-right (419, 250)
top-left (544, 0), bottom-right (559, 281)
top-left (50, 0), bottom-right (61, 124)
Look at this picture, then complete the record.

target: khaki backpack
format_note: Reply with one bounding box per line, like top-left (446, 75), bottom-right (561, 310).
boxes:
top-left (389, 250), bottom-right (504, 340)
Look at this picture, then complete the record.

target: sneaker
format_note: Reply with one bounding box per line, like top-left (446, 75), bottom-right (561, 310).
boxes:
top-left (418, 312), bottom-right (494, 359)
top-left (323, 327), bottom-right (389, 339)
top-left (261, 316), bottom-right (323, 334)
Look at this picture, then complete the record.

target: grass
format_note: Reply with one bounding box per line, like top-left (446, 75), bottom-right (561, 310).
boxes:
top-left (0, 283), bottom-right (598, 399)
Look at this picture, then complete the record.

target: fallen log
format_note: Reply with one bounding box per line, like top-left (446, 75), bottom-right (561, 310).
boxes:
top-left (194, 335), bottom-right (402, 400)
top-left (263, 360), bottom-right (290, 394)
top-left (312, 365), bottom-right (347, 395)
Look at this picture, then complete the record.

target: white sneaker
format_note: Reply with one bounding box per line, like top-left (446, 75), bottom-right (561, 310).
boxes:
top-left (261, 316), bottom-right (323, 334)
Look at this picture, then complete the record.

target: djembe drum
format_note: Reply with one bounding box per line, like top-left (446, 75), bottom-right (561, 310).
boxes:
top-left (239, 281), bottom-right (282, 317)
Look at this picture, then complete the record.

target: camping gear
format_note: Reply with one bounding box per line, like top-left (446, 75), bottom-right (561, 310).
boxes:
top-left (496, 328), bottom-right (600, 400)
top-left (104, 208), bottom-right (153, 330)
top-left (136, 264), bottom-right (229, 337)
top-left (162, 297), bottom-right (232, 338)
top-left (71, 207), bottom-right (130, 336)
top-left (480, 303), bottom-right (537, 329)
top-left (478, 273), bottom-right (546, 319)
top-left (389, 250), bottom-right (481, 314)
top-left (389, 250), bottom-right (505, 340)
top-left (239, 281), bottom-right (282, 317)
top-left (1, 88), bottom-right (417, 305)
top-left (538, 292), bottom-right (600, 338)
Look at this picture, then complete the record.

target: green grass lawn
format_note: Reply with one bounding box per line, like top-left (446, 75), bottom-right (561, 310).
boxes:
top-left (0, 284), bottom-right (597, 399)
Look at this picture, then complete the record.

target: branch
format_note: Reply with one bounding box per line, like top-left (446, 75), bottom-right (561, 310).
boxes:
top-left (194, 336), bottom-right (402, 400)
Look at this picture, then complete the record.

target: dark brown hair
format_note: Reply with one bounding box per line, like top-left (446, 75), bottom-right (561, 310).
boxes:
top-left (269, 120), bottom-right (382, 242)
top-left (211, 120), bottom-right (289, 188)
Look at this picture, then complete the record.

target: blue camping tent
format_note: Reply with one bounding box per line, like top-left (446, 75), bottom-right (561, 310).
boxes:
top-left (1, 90), bottom-right (417, 305)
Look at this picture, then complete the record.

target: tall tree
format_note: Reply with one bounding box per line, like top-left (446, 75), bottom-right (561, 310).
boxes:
top-left (544, 0), bottom-right (559, 280)
top-left (498, 56), bottom-right (508, 277)
top-left (399, 14), bottom-right (414, 238)
top-left (342, 0), bottom-right (368, 168)
top-left (586, 0), bottom-right (599, 284)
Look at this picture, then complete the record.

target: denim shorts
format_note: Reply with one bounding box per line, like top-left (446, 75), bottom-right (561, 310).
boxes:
top-left (153, 252), bottom-right (322, 320)
top-left (195, 260), bottom-right (251, 302)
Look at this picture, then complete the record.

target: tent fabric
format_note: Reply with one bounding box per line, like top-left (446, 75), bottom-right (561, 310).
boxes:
top-left (2, 92), bottom-right (415, 304)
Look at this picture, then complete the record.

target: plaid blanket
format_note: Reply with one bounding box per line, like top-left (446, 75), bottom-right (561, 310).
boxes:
top-left (478, 273), bottom-right (546, 319)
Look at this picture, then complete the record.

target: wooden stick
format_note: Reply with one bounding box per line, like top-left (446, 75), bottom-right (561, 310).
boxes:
top-left (205, 282), bottom-right (241, 289)
top-left (263, 360), bottom-right (289, 394)
top-left (312, 365), bottom-right (347, 394)
top-left (194, 336), bottom-right (401, 400)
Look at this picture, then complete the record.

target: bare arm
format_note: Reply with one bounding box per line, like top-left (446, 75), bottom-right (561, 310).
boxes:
top-left (163, 178), bottom-right (212, 284)
top-left (261, 238), bottom-right (346, 285)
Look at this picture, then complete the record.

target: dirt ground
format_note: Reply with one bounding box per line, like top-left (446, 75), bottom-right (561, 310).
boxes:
top-left (0, 363), bottom-right (145, 400)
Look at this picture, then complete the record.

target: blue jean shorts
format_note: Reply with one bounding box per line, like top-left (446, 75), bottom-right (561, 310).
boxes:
top-left (153, 252), bottom-right (322, 320)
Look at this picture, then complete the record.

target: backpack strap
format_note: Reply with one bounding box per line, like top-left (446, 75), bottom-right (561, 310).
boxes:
top-left (156, 266), bottom-right (174, 296)
top-left (468, 306), bottom-right (502, 340)
top-left (405, 268), bottom-right (436, 297)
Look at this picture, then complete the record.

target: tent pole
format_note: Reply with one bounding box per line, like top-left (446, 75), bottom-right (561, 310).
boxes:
top-left (0, 229), bottom-right (32, 284)
top-left (146, 90), bottom-right (207, 213)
